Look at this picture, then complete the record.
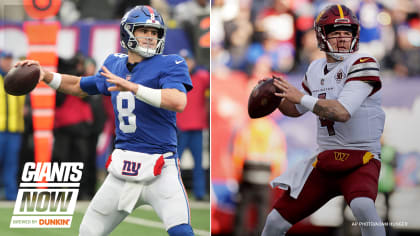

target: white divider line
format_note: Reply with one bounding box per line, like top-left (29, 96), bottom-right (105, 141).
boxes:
top-left (133, 202), bottom-right (209, 211)
top-left (189, 201), bottom-right (210, 210)
top-left (74, 200), bottom-right (209, 211)
top-left (123, 216), bottom-right (164, 229)
top-left (0, 201), bottom-right (15, 208)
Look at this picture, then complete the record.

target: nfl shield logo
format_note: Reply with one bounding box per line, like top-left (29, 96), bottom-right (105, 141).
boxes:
top-left (126, 74), bottom-right (131, 81)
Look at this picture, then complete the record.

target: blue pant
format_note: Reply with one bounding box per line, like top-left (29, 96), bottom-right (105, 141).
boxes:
top-left (0, 132), bottom-right (22, 200)
top-left (177, 130), bottom-right (205, 199)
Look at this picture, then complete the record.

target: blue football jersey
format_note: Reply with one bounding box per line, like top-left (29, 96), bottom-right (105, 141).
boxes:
top-left (80, 53), bottom-right (193, 156)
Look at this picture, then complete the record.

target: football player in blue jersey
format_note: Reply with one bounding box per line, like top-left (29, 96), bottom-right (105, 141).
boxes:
top-left (16, 5), bottom-right (195, 236)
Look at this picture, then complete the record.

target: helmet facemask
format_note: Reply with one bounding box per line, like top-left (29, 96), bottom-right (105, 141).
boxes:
top-left (314, 4), bottom-right (360, 61)
top-left (122, 23), bottom-right (165, 58)
top-left (120, 6), bottom-right (166, 58)
top-left (322, 24), bottom-right (359, 61)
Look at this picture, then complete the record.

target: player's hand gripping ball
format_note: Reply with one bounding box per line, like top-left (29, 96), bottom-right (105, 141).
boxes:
top-left (248, 76), bottom-right (282, 119)
top-left (4, 63), bottom-right (40, 96)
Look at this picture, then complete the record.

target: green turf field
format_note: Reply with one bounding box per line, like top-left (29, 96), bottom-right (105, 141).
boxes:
top-left (0, 200), bottom-right (210, 235)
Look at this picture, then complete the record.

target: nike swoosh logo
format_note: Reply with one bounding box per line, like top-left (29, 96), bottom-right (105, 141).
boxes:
top-left (359, 58), bottom-right (370, 63)
top-left (175, 60), bottom-right (183, 64)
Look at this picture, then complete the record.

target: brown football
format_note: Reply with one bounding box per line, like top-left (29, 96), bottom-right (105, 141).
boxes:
top-left (4, 63), bottom-right (40, 96)
top-left (248, 77), bottom-right (282, 119)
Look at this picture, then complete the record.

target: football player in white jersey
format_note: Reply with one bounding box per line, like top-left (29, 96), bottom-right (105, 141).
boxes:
top-left (261, 4), bottom-right (386, 236)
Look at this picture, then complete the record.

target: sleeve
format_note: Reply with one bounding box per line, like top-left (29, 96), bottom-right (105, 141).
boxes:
top-left (162, 82), bottom-right (187, 93)
top-left (160, 55), bottom-right (193, 92)
top-left (337, 80), bottom-right (373, 116)
top-left (346, 57), bottom-right (381, 96)
top-left (80, 75), bottom-right (101, 95)
top-left (80, 55), bottom-right (115, 96)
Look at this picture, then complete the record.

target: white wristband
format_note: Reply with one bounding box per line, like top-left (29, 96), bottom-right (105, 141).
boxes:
top-left (47, 72), bottom-right (62, 90)
top-left (135, 84), bottom-right (162, 108)
top-left (300, 95), bottom-right (318, 112)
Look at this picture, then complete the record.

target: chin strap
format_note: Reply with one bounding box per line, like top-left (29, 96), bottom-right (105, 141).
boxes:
top-left (132, 37), bottom-right (164, 58)
top-left (324, 36), bottom-right (356, 61)
top-left (134, 46), bottom-right (157, 58)
top-left (326, 51), bottom-right (352, 61)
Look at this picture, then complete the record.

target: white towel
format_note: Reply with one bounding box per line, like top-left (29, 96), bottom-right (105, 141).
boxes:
top-left (118, 181), bottom-right (144, 213)
top-left (270, 154), bottom-right (316, 199)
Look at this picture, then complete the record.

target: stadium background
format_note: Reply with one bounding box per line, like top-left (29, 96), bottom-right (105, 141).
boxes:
top-left (0, 0), bottom-right (210, 235)
top-left (211, 0), bottom-right (420, 235)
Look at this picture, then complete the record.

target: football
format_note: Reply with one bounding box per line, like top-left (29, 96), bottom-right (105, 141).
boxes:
top-left (248, 77), bottom-right (282, 119)
top-left (4, 63), bottom-right (40, 96)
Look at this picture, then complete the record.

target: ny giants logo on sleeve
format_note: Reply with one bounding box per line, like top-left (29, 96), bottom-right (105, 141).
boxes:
top-left (122, 160), bottom-right (142, 176)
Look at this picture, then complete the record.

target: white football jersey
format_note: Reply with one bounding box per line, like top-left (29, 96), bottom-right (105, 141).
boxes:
top-left (301, 53), bottom-right (385, 155)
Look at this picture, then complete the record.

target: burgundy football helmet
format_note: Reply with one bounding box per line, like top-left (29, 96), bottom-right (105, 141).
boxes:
top-left (314, 4), bottom-right (360, 60)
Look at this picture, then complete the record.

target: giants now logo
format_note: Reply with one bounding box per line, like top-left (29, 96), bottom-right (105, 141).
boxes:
top-left (122, 160), bottom-right (141, 176)
top-left (10, 162), bottom-right (83, 228)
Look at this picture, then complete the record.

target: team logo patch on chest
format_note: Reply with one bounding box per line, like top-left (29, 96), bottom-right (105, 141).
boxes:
top-left (335, 69), bottom-right (344, 83)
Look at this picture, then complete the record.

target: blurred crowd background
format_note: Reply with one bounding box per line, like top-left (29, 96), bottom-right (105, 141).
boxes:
top-left (211, 0), bottom-right (420, 235)
top-left (0, 0), bottom-right (210, 203)
top-left (212, 0), bottom-right (420, 76)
